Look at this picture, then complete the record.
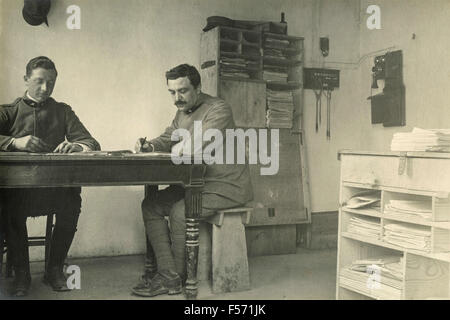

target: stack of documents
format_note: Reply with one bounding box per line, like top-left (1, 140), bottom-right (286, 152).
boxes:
top-left (266, 109), bottom-right (293, 128)
top-left (345, 190), bottom-right (381, 210)
top-left (264, 48), bottom-right (286, 59)
top-left (220, 71), bottom-right (250, 78)
top-left (347, 216), bottom-right (380, 239)
top-left (220, 57), bottom-right (247, 68)
top-left (391, 128), bottom-right (450, 152)
top-left (266, 89), bottom-right (294, 128)
top-left (262, 70), bottom-right (288, 82)
top-left (265, 38), bottom-right (290, 49)
top-left (220, 57), bottom-right (257, 79)
top-left (349, 256), bottom-right (403, 281)
top-left (383, 223), bottom-right (431, 252)
top-left (340, 255), bottom-right (403, 300)
top-left (384, 199), bottom-right (432, 220)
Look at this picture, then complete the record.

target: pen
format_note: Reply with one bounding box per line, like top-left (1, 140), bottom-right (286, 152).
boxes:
top-left (141, 137), bottom-right (147, 152)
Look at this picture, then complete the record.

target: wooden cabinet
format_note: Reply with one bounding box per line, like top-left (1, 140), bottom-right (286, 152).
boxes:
top-left (220, 80), bottom-right (266, 128)
top-left (337, 150), bottom-right (450, 300)
top-left (200, 26), bottom-right (310, 254)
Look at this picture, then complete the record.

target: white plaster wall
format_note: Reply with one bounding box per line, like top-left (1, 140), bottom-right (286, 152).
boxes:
top-left (5, 0), bottom-right (445, 259)
top-left (358, 0), bottom-right (450, 150)
top-left (0, 0), bottom-right (321, 259)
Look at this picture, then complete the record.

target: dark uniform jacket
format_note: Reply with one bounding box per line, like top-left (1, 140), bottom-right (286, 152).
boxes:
top-left (150, 92), bottom-right (253, 205)
top-left (0, 95), bottom-right (100, 152)
top-left (0, 94), bottom-right (100, 216)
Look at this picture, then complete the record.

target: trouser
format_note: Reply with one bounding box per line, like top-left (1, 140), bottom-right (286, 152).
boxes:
top-left (142, 185), bottom-right (242, 277)
top-left (1, 187), bottom-right (82, 275)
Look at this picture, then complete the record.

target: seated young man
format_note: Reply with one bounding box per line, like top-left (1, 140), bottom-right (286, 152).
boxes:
top-left (0, 56), bottom-right (100, 297)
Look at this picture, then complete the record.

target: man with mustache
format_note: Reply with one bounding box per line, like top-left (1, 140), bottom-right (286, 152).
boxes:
top-left (132, 64), bottom-right (253, 297)
top-left (0, 56), bottom-right (100, 296)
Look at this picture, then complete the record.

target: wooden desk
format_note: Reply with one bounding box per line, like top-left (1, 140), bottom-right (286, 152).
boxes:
top-left (0, 152), bottom-right (205, 299)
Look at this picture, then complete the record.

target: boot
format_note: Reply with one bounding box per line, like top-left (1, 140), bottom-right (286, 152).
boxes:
top-left (132, 269), bottom-right (182, 297)
top-left (43, 265), bottom-right (70, 291)
top-left (132, 265), bottom-right (158, 291)
top-left (43, 223), bottom-right (76, 292)
top-left (11, 268), bottom-right (31, 297)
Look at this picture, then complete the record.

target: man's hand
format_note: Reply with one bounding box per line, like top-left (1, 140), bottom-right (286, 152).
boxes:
top-left (134, 138), bottom-right (153, 153)
top-left (53, 141), bottom-right (83, 153)
top-left (12, 135), bottom-right (53, 153)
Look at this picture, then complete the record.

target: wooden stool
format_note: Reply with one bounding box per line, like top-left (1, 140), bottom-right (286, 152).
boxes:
top-left (201, 207), bottom-right (253, 293)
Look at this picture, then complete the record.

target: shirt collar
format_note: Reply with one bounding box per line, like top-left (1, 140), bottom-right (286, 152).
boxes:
top-left (26, 92), bottom-right (39, 102)
top-left (185, 92), bottom-right (206, 114)
top-left (22, 92), bottom-right (48, 108)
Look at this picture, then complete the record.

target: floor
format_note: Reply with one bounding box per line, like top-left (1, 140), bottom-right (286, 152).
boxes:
top-left (0, 248), bottom-right (337, 300)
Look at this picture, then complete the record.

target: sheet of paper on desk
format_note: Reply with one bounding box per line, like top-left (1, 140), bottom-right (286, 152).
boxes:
top-left (129, 152), bottom-right (172, 157)
top-left (51, 150), bottom-right (135, 156)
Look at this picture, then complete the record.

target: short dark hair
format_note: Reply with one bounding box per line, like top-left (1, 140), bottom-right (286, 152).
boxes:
top-left (165, 64), bottom-right (201, 88)
top-left (26, 56), bottom-right (58, 77)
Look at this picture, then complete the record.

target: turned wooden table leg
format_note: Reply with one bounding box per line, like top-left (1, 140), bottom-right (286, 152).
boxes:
top-left (144, 185), bottom-right (158, 274)
top-left (184, 186), bottom-right (202, 300)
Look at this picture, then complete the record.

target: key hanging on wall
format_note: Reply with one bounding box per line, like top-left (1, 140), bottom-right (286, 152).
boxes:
top-left (323, 88), bottom-right (333, 140)
top-left (313, 77), bottom-right (323, 132)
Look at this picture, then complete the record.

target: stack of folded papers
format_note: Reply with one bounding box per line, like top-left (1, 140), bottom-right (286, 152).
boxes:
top-left (384, 199), bottom-right (432, 220)
top-left (340, 255), bottom-right (403, 300)
top-left (347, 216), bottom-right (380, 239)
top-left (391, 128), bottom-right (450, 152)
top-left (264, 48), bottom-right (286, 59)
top-left (266, 89), bottom-right (294, 128)
top-left (345, 190), bottom-right (381, 210)
top-left (220, 57), bottom-right (260, 79)
top-left (383, 223), bottom-right (431, 252)
top-left (349, 256), bottom-right (403, 281)
top-left (262, 70), bottom-right (288, 82)
top-left (265, 38), bottom-right (290, 49)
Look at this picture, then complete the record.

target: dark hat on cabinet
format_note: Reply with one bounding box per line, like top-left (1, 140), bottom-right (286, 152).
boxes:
top-left (202, 16), bottom-right (234, 32)
top-left (22, 0), bottom-right (51, 26)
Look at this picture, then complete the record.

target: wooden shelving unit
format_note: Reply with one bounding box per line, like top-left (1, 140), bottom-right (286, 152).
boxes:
top-left (200, 26), bottom-right (311, 256)
top-left (337, 151), bottom-right (450, 300)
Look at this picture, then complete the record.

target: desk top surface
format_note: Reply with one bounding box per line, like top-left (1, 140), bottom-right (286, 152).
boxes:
top-left (338, 149), bottom-right (450, 159)
top-left (0, 151), bottom-right (184, 162)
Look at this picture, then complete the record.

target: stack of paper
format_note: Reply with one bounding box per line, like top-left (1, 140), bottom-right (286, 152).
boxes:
top-left (347, 216), bottom-right (380, 239)
top-left (266, 89), bottom-right (293, 102)
top-left (220, 71), bottom-right (250, 78)
top-left (266, 89), bottom-right (294, 128)
top-left (220, 57), bottom-right (257, 79)
top-left (383, 223), bottom-right (431, 252)
top-left (264, 48), bottom-right (286, 59)
top-left (384, 199), bottom-right (432, 220)
top-left (220, 57), bottom-right (247, 67)
top-left (340, 255), bottom-right (403, 300)
top-left (262, 70), bottom-right (288, 82)
top-left (265, 38), bottom-right (290, 49)
top-left (391, 128), bottom-right (450, 152)
top-left (339, 275), bottom-right (402, 300)
top-left (349, 256), bottom-right (403, 281)
top-left (345, 190), bottom-right (381, 210)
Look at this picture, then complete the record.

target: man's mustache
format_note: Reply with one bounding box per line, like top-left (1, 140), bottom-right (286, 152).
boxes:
top-left (175, 101), bottom-right (186, 106)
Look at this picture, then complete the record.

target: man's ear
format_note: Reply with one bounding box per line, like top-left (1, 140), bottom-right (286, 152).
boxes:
top-left (23, 75), bottom-right (30, 85)
top-left (196, 83), bottom-right (202, 94)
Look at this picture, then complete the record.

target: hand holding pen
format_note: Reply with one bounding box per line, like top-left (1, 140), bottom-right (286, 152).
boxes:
top-left (134, 137), bottom-right (152, 153)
